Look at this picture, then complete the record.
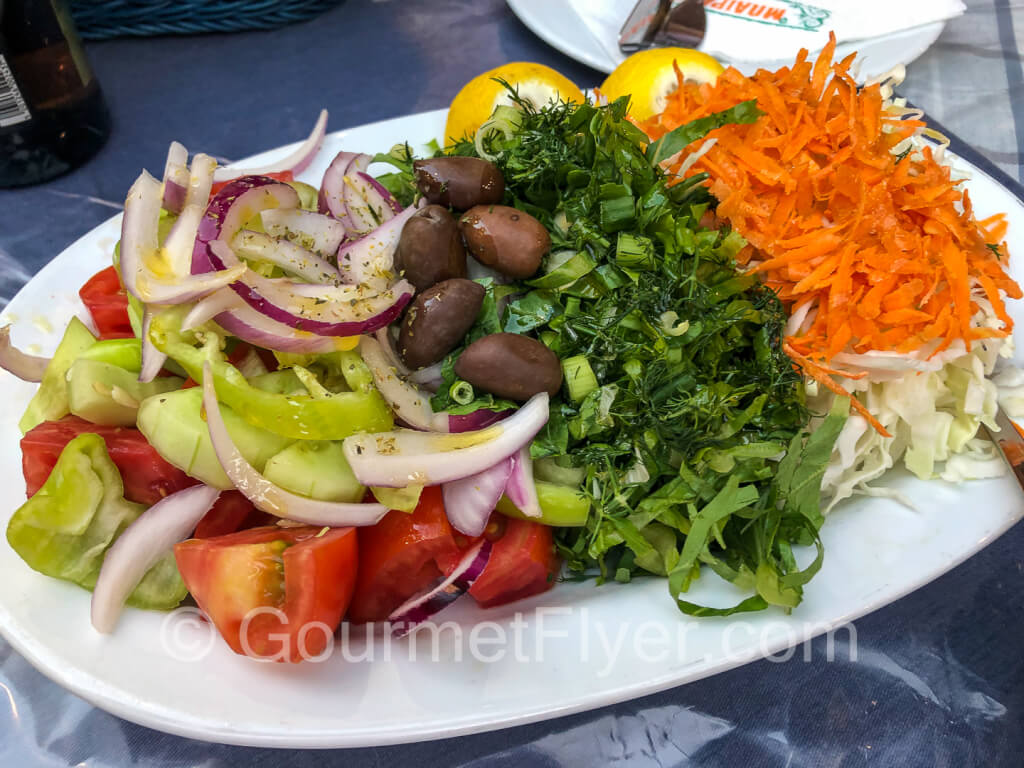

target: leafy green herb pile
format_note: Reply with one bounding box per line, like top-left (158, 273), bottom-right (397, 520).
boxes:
top-left (382, 94), bottom-right (848, 615)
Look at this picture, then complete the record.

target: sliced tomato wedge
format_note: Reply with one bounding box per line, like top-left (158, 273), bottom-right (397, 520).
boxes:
top-left (347, 486), bottom-right (461, 623)
top-left (175, 525), bottom-right (358, 662)
top-left (79, 266), bottom-right (133, 339)
top-left (21, 416), bottom-right (195, 506)
top-left (468, 516), bottom-right (560, 608)
top-left (193, 490), bottom-right (275, 539)
top-left (210, 170), bottom-right (293, 198)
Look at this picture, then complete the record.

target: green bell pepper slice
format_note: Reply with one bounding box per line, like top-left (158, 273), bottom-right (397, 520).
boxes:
top-left (6, 433), bottom-right (187, 610)
top-left (148, 307), bottom-right (393, 440)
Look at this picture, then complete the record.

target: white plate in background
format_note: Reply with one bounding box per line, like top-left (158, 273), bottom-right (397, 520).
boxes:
top-left (507, 0), bottom-right (945, 80)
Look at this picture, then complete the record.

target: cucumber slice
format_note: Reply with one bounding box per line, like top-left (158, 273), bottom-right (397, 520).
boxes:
top-left (67, 359), bottom-right (182, 426)
top-left (19, 316), bottom-right (97, 434)
top-left (497, 480), bottom-right (590, 526)
top-left (263, 440), bottom-right (365, 503)
top-left (136, 387), bottom-right (293, 489)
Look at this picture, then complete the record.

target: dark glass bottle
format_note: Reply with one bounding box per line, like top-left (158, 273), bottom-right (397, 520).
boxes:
top-left (0, 0), bottom-right (110, 187)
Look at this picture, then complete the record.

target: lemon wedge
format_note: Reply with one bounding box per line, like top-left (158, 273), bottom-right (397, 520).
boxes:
top-left (444, 62), bottom-right (585, 147)
top-left (601, 48), bottom-right (725, 122)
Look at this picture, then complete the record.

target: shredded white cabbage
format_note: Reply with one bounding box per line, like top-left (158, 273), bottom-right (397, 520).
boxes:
top-left (993, 365), bottom-right (1024, 420)
top-left (940, 438), bottom-right (1007, 483)
top-left (817, 337), bottom-right (1010, 512)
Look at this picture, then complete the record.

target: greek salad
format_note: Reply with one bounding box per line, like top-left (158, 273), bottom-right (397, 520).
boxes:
top-left (1, 39), bottom-right (1018, 662)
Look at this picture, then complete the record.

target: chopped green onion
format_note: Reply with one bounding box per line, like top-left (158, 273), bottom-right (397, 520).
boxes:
top-left (474, 105), bottom-right (524, 161)
top-left (616, 232), bottom-right (656, 271)
top-left (561, 355), bottom-right (598, 402)
top-left (598, 195), bottom-right (635, 233)
top-left (623, 358), bottom-right (643, 380)
top-left (490, 104), bottom-right (523, 128)
top-left (659, 311), bottom-right (690, 337)
top-left (552, 210), bottom-right (570, 238)
top-left (449, 380), bottom-right (475, 405)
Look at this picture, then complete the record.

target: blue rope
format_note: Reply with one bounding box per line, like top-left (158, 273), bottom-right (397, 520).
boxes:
top-left (69, 0), bottom-right (344, 40)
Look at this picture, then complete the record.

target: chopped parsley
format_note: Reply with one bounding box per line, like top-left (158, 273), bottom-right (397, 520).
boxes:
top-left (380, 91), bottom-right (847, 614)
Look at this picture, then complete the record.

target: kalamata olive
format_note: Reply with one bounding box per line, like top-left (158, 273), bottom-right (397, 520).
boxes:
top-left (398, 279), bottom-right (485, 369)
top-left (413, 157), bottom-right (504, 210)
top-left (454, 333), bottom-right (562, 401)
top-left (394, 205), bottom-right (467, 291)
top-left (459, 205), bottom-right (550, 280)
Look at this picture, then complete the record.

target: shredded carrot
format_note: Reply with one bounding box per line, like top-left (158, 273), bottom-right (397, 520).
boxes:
top-left (783, 342), bottom-right (890, 437)
top-left (639, 33), bottom-right (1021, 436)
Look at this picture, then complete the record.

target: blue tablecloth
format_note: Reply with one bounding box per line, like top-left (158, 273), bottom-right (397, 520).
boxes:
top-left (1, 1), bottom-right (1023, 765)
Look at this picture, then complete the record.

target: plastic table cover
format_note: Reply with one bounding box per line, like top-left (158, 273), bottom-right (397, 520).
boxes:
top-left (0, 0), bottom-right (1022, 765)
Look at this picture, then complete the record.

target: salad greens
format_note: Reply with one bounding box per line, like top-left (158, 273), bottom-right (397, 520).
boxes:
top-left (384, 93), bottom-right (847, 613)
top-left (6, 433), bottom-right (187, 609)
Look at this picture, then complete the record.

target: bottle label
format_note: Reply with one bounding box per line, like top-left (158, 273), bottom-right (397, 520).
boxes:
top-left (0, 54), bottom-right (32, 128)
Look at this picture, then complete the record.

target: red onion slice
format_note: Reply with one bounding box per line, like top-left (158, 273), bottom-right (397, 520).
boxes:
top-left (336, 203), bottom-right (420, 288)
top-left (318, 150), bottom-right (363, 231)
top-left (184, 153), bottom-right (216, 211)
top-left (214, 305), bottom-right (358, 354)
top-left (212, 109), bottom-right (328, 183)
top-left (339, 155), bottom-right (372, 233)
top-left (161, 203), bottom-right (204, 278)
top-left (505, 446), bottom-right (542, 518)
top-left (408, 363), bottom-right (443, 393)
top-left (161, 141), bottom-right (189, 214)
top-left (231, 230), bottom-right (340, 284)
top-left (202, 362), bottom-right (388, 525)
top-left (209, 240), bottom-right (413, 337)
top-left (192, 175), bottom-right (301, 274)
top-left (373, 327), bottom-right (409, 375)
top-left (342, 393), bottom-right (549, 487)
top-left (442, 456), bottom-right (513, 536)
top-left (0, 326), bottom-right (49, 382)
top-left (360, 335), bottom-right (448, 432)
top-left (358, 172), bottom-right (402, 215)
top-left (182, 288), bottom-right (243, 331)
top-left (91, 484), bottom-right (221, 634)
top-left (138, 308), bottom-right (168, 383)
top-left (448, 409), bottom-right (510, 433)
top-left (345, 170), bottom-right (401, 234)
top-left (389, 539), bottom-right (492, 636)
top-left (195, 178), bottom-right (408, 336)
top-left (122, 172), bottom-right (248, 305)
top-left (260, 208), bottom-right (346, 258)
